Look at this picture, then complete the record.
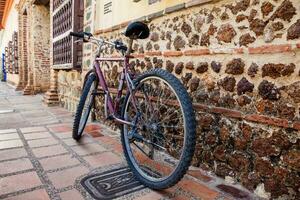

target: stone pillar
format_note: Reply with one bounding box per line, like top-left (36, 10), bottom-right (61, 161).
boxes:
top-left (43, 69), bottom-right (59, 106)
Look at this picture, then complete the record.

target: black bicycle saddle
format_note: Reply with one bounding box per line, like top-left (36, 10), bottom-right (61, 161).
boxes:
top-left (125, 21), bottom-right (150, 39)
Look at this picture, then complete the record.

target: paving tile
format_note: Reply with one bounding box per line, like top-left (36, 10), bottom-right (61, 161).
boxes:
top-left (133, 191), bottom-right (164, 200)
top-left (178, 179), bottom-right (219, 200)
top-left (20, 126), bottom-right (47, 133)
top-left (47, 166), bottom-right (89, 189)
top-left (83, 152), bottom-right (122, 167)
top-left (59, 189), bottom-right (84, 200)
top-left (71, 143), bottom-right (106, 156)
top-left (24, 132), bottom-right (53, 140)
top-left (0, 133), bottom-right (20, 141)
top-left (187, 169), bottom-right (213, 182)
top-left (0, 139), bottom-right (23, 150)
top-left (0, 158), bottom-right (33, 175)
top-left (0, 172), bottom-right (42, 195)
top-left (0, 148), bottom-right (27, 161)
top-left (40, 154), bottom-right (80, 171)
top-left (0, 129), bottom-right (16, 134)
top-left (54, 132), bottom-right (72, 139)
top-left (48, 124), bottom-right (72, 133)
top-left (32, 145), bottom-right (68, 158)
top-left (27, 138), bottom-right (59, 148)
top-left (62, 135), bottom-right (94, 146)
top-left (4, 189), bottom-right (50, 200)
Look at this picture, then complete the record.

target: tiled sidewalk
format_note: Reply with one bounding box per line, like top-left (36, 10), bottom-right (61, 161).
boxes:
top-left (0, 83), bottom-right (257, 200)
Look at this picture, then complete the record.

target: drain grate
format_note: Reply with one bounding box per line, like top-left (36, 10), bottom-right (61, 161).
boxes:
top-left (81, 167), bottom-right (145, 200)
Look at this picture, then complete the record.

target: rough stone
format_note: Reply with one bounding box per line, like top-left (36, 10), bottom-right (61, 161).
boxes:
top-left (216, 163), bottom-right (232, 178)
top-left (185, 61), bottom-right (194, 70)
top-left (239, 33), bottom-right (256, 46)
top-left (272, 21), bottom-right (284, 31)
top-left (181, 22), bottom-right (192, 37)
top-left (153, 44), bottom-right (160, 51)
top-left (196, 62), bottom-right (208, 74)
top-left (217, 24), bottom-right (237, 43)
top-left (237, 78), bottom-right (254, 95)
top-left (173, 35), bottom-right (186, 50)
top-left (228, 0), bottom-right (250, 14)
top-left (249, 9), bottom-right (257, 22)
top-left (270, 131), bottom-right (291, 150)
top-left (219, 77), bottom-right (236, 92)
top-left (255, 158), bottom-right (274, 177)
top-left (166, 60), bottom-right (174, 73)
top-left (250, 18), bottom-right (266, 36)
top-left (281, 63), bottom-right (295, 76)
top-left (190, 34), bottom-right (199, 45)
top-left (286, 81), bottom-right (300, 103)
top-left (258, 80), bottom-right (281, 100)
top-left (283, 150), bottom-right (300, 170)
top-left (225, 58), bottom-right (245, 75)
top-left (175, 62), bottom-right (184, 75)
top-left (181, 73), bottom-right (192, 86)
top-left (220, 12), bottom-right (229, 20)
top-left (277, 103), bottom-right (295, 120)
top-left (262, 63), bottom-right (295, 78)
top-left (146, 42), bottom-right (152, 51)
top-left (189, 77), bottom-right (200, 92)
top-left (235, 137), bottom-right (248, 150)
top-left (270, 0), bottom-right (296, 22)
top-left (150, 32), bottom-right (159, 42)
top-left (240, 172), bottom-right (261, 191)
top-left (221, 94), bottom-right (236, 108)
top-left (236, 14), bottom-right (248, 23)
top-left (211, 61), bottom-right (221, 73)
top-left (194, 16), bottom-right (205, 32)
top-left (237, 95), bottom-right (251, 106)
top-left (287, 19), bottom-right (300, 40)
top-left (261, 2), bottom-right (274, 17)
top-left (207, 24), bottom-right (217, 36)
top-left (228, 152), bottom-right (249, 172)
top-left (213, 145), bottom-right (226, 161)
top-left (248, 63), bottom-right (259, 77)
top-left (220, 126), bottom-right (230, 142)
top-left (200, 33), bottom-right (210, 46)
top-left (252, 138), bottom-right (279, 157)
top-left (256, 100), bottom-right (275, 115)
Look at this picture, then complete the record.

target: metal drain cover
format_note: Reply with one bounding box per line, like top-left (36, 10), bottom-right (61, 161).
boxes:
top-left (81, 167), bottom-right (145, 199)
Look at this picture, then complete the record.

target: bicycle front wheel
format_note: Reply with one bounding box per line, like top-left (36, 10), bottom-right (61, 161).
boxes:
top-left (121, 68), bottom-right (196, 189)
top-left (73, 73), bottom-right (98, 141)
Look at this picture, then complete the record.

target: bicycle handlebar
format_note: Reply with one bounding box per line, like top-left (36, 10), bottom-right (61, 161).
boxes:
top-left (70, 31), bottom-right (128, 53)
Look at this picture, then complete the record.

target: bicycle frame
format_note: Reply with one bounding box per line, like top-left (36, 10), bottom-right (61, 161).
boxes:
top-left (93, 55), bottom-right (136, 126)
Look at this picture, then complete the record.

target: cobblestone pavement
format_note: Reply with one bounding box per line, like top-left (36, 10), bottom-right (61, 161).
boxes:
top-left (0, 83), bottom-right (258, 200)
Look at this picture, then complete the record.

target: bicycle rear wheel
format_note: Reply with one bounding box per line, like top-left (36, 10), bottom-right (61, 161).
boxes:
top-left (120, 68), bottom-right (196, 189)
top-left (73, 73), bottom-right (98, 141)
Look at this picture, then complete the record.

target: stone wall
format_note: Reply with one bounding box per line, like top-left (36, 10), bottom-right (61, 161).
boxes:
top-left (80, 0), bottom-right (300, 199)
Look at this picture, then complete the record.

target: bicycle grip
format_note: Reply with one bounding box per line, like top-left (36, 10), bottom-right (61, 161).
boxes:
top-left (70, 32), bottom-right (85, 38)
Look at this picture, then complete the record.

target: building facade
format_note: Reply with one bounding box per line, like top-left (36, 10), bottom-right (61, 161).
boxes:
top-left (0, 0), bottom-right (299, 199)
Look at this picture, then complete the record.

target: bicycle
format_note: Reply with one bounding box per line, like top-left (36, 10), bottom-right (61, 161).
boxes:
top-left (71, 22), bottom-right (196, 189)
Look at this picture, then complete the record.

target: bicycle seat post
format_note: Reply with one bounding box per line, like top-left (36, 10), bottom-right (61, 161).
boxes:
top-left (126, 39), bottom-right (134, 56)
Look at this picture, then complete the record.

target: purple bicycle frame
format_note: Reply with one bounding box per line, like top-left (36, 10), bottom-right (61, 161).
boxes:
top-left (93, 56), bottom-right (135, 126)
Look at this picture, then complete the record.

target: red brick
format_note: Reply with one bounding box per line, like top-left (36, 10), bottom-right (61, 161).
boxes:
top-left (296, 43), bottom-right (300, 48)
top-left (32, 145), bottom-right (67, 158)
top-left (0, 148), bottom-right (27, 161)
top-left (293, 121), bottom-right (300, 130)
top-left (40, 154), bottom-right (80, 171)
top-left (234, 48), bottom-right (244, 54)
top-left (210, 107), bottom-right (242, 119)
top-left (187, 169), bottom-right (213, 182)
top-left (24, 132), bottom-right (53, 140)
top-left (48, 166), bottom-right (89, 189)
top-left (184, 49), bottom-right (210, 56)
top-left (5, 189), bottom-right (50, 200)
top-left (0, 158), bottom-right (33, 175)
top-left (71, 143), bottom-right (106, 156)
top-left (244, 114), bottom-right (289, 128)
top-left (172, 195), bottom-right (190, 200)
top-left (28, 137), bottom-right (59, 148)
top-left (0, 172), bottom-right (42, 195)
top-left (163, 51), bottom-right (183, 57)
top-left (193, 103), bottom-right (209, 112)
top-left (248, 44), bottom-right (292, 54)
top-left (20, 126), bottom-right (47, 133)
top-left (60, 189), bottom-right (84, 200)
top-left (84, 152), bottom-right (122, 167)
top-left (178, 179), bottom-right (219, 200)
top-left (145, 51), bottom-right (162, 56)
